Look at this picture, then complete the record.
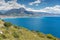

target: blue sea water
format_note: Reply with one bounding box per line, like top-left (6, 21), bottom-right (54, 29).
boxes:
top-left (3, 17), bottom-right (60, 38)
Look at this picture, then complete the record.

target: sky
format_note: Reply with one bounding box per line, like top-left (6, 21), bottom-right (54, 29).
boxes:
top-left (0, 0), bottom-right (60, 13)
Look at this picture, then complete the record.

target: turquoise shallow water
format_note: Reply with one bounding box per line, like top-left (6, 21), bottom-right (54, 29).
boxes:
top-left (3, 17), bottom-right (60, 38)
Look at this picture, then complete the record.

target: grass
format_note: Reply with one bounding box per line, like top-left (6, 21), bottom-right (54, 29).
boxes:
top-left (0, 20), bottom-right (59, 40)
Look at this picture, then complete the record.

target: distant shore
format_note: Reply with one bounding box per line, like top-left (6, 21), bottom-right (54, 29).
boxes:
top-left (0, 15), bottom-right (60, 19)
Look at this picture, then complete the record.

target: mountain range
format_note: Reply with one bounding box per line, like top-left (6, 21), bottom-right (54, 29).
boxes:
top-left (0, 8), bottom-right (59, 17)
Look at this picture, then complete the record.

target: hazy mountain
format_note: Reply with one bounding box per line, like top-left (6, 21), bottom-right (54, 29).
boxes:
top-left (3, 8), bottom-right (33, 16)
top-left (0, 8), bottom-right (58, 17)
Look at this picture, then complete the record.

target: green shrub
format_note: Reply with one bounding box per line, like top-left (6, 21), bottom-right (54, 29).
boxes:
top-left (0, 34), bottom-right (7, 39)
top-left (14, 25), bottom-right (20, 29)
top-left (1, 20), bottom-right (4, 21)
top-left (4, 22), bottom-right (12, 27)
top-left (47, 34), bottom-right (56, 40)
top-left (13, 32), bottom-right (19, 38)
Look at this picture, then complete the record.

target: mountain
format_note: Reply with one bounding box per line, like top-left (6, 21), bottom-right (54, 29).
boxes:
top-left (0, 8), bottom-right (50, 16)
top-left (3, 8), bottom-right (33, 16)
top-left (0, 12), bottom-right (4, 15)
top-left (0, 8), bottom-right (59, 17)
top-left (0, 20), bottom-right (58, 40)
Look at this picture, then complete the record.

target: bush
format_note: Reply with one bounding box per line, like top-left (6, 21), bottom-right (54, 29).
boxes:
top-left (14, 25), bottom-right (20, 29)
top-left (13, 32), bottom-right (19, 38)
top-left (0, 34), bottom-right (7, 39)
top-left (4, 22), bottom-right (12, 27)
top-left (47, 34), bottom-right (56, 40)
top-left (1, 20), bottom-right (4, 21)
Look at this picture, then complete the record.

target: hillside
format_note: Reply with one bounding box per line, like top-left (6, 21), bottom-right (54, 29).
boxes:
top-left (0, 20), bottom-right (59, 40)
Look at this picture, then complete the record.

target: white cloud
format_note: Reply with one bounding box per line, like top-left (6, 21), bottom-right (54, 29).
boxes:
top-left (29, 0), bottom-right (41, 6)
top-left (0, 0), bottom-right (24, 10)
top-left (40, 5), bottom-right (60, 13)
top-left (25, 5), bottom-right (60, 13)
top-left (0, 0), bottom-right (60, 14)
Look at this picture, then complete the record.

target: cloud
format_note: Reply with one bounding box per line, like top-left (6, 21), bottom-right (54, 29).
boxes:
top-left (40, 5), bottom-right (60, 13)
top-left (0, 0), bottom-right (60, 14)
top-left (25, 5), bottom-right (60, 13)
top-left (0, 0), bottom-right (24, 10)
top-left (29, 0), bottom-right (41, 6)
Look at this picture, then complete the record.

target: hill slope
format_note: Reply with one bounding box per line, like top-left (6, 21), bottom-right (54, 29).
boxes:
top-left (0, 20), bottom-right (59, 40)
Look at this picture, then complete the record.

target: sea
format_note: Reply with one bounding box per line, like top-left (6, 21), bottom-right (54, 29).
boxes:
top-left (2, 17), bottom-right (60, 38)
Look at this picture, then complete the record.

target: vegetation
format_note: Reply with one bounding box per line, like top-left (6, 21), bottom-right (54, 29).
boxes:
top-left (4, 22), bottom-right (12, 27)
top-left (0, 20), bottom-right (59, 40)
top-left (12, 32), bottom-right (19, 38)
top-left (46, 34), bottom-right (57, 40)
